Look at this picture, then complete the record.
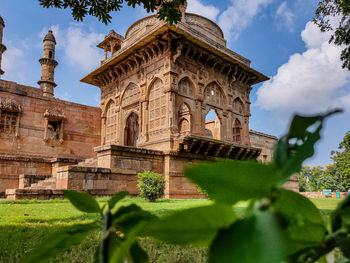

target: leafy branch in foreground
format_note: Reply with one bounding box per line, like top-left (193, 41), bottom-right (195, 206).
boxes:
top-left (313, 0), bottom-right (350, 70)
top-left (24, 109), bottom-right (350, 263)
top-left (39, 0), bottom-right (186, 25)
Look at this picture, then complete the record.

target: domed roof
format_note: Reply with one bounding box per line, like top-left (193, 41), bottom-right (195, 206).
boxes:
top-left (0, 16), bottom-right (5, 27)
top-left (44, 30), bottom-right (56, 44)
top-left (125, 13), bottom-right (224, 40)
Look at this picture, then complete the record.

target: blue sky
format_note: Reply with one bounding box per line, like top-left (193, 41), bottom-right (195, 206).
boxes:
top-left (1, 0), bottom-right (349, 166)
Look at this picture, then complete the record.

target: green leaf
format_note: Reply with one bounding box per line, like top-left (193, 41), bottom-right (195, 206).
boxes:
top-left (130, 241), bottom-right (149, 263)
top-left (185, 160), bottom-right (278, 204)
top-left (113, 205), bottom-right (157, 234)
top-left (332, 195), bottom-right (350, 231)
top-left (337, 237), bottom-right (350, 258)
top-left (108, 191), bottom-right (129, 210)
top-left (110, 222), bottom-right (146, 263)
top-left (62, 190), bottom-right (101, 213)
top-left (272, 189), bottom-right (326, 256)
top-left (274, 110), bottom-right (342, 182)
top-left (209, 211), bottom-right (283, 263)
top-left (142, 204), bottom-right (235, 245)
top-left (23, 222), bottom-right (98, 263)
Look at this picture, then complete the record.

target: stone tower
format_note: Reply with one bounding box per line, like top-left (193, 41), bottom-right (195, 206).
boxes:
top-left (0, 16), bottom-right (7, 79)
top-left (38, 30), bottom-right (58, 98)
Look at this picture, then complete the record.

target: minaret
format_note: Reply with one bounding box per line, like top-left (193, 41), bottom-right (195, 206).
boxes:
top-left (38, 30), bottom-right (58, 98)
top-left (0, 16), bottom-right (7, 79)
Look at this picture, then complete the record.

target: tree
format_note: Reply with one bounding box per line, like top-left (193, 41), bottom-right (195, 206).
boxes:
top-left (298, 165), bottom-right (325, 192)
top-left (331, 130), bottom-right (350, 191)
top-left (318, 164), bottom-right (339, 191)
top-left (39, 0), bottom-right (186, 25)
top-left (313, 0), bottom-right (350, 70)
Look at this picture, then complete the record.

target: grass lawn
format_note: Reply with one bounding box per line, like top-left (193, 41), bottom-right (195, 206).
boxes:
top-left (0, 197), bottom-right (342, 263)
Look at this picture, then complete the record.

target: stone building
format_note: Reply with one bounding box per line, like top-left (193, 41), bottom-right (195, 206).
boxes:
top-left (1, 7), bottom-right (298, 199)
top-left (0, 23), bottom-right (101, 197)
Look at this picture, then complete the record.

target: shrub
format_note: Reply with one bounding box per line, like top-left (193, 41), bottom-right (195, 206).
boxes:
top-left (137, 171), bottom-right (166, 202)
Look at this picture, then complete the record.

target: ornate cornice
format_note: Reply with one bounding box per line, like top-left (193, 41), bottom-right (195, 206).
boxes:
top-left (39, 58), bottom-right (58, 68)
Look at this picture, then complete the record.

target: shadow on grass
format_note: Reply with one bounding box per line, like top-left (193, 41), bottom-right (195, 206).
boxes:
top-left (23, 214), bottom-right (100, 224)
top-left (0, 225), bottom-right (99, 263)
top-left (0, 225), bottom-right (207, 263)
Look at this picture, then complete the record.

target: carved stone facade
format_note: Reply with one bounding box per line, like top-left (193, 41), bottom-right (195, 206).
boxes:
top-left (1, 12), bottom-right (299, 199)
top-left (82, 13), bottom-right (268, 154)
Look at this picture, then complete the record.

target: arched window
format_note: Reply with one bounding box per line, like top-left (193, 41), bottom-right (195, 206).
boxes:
top-left (232, 119), bottom-right (242, 144)
top-left (179, 118), bottom-right (190, 136)
top-left (233, 98), bottom-right (244, 115)
top-left (205, 109), bottom-right (221, 140)
top-left (121, 83), bottom-right (140, 107)
top-left (178, 103), bottom-right (191, 136)
top-left (0, 97), bottom-right (22, 136)
top-left (204, 82), bottom-right (225, 107)
top-left (124, 112), bottom-right (139, 147)
top-left (49, 51), bottom-right (53, 59)
top-left (105, 101), bottom-right (117, 144)
top-left (178, 77), bottom-right (194, 97)
top-left (148, 79), bottom-right (166, 133)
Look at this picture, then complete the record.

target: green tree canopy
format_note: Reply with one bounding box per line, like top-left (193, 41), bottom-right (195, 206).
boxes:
top-left (39, 0), bottom-right (186, 25)
top-left (331, 130), bottom-right (350, 191)
top-left (314, 0), bottom-right (350, 70)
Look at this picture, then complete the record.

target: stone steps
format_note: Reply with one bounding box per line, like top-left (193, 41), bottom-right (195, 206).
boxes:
top-left (26, 177), bottom-right (57, 190)
top-left (78, 157), bottom-right (98, 167)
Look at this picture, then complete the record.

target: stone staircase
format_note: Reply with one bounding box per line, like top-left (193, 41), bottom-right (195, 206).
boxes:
top-left (27, 177), bottom-right (57, 190)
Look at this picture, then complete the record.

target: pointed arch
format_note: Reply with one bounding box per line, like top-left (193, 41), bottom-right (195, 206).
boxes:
top-left (102, 98), bottom-right (117, 118)
top-left (148, 78), bottom-right (166, 132)
top-left (178, 102), bottom-right (191, 136)
top-left (146, 77), bottom-right (164, 100)
top-left (233, 97), bottom-right (245, 115)
top-left (232, 118), bottom-right (242, 144)
top-left (104, 99), bottom-right (117, 144)
top-left (204, 81), bottom-right (226, 108)
top-left (205, 108), bottom-right (221, 140)
top-left (178, 77), bottom-right (195, 97)
top-left (124, 112), bottom-right (139, 147)
top-left (121, 82), bottom-right (140, 107)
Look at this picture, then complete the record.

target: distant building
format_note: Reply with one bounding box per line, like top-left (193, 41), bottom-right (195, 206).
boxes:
top-left (0, 5), bottom-right (298, 199)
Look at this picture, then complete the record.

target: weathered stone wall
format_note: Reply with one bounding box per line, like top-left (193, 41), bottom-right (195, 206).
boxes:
top-left (0, 79), bottom-right (101, 159)
top-left (0, 79), bottom-right (101, 193)
top-left (55, 166), bottom-right (140, 195)
top-left (0, 155), bottom-right (52, 196)
top-left (249, 130), bottom-right (278, 163)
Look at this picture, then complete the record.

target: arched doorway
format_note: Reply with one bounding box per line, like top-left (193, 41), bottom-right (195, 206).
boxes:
top-left (178, 103), bottom-right (191, 136)
top-left (232, 118), bottom-right (242, 144)
top-left (205, 109), bottom-right (221, 140)
top-left (124, 112), bottom-right (139, 147)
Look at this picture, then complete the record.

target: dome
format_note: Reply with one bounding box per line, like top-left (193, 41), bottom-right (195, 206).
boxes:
top-left (44, 30), bottom-right (56, 44)
top-left (125, 13), bottom-right (224, 40)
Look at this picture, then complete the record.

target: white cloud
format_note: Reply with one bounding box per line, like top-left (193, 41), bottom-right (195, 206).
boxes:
top-left (2, 43), bottom-right (24, 75)
top-left (42, 24), bottom-right (104, 73)
top-left (218, 0), bottom-right (274, 39)
top-left (275, 1), bottom-right (294, 32)
top-left (1, 40), bottom-right (30, 83)
top-left (257, 21), bottom-right (350, 116)
top-left (340, 94), bottom-right (350, 111)
top-left (187, 0), bottom-right (220, 22)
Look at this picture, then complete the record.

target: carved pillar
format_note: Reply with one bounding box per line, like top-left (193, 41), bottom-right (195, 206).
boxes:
top-left (139, 98), bottom-right (148, 144)
top-left (43, 118), bottom-right (49, 141)
top-left (101, 116), bottom-right (106, 145)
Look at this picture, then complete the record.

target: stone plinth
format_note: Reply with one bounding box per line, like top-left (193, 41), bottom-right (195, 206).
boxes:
top-left (95, 145), bottom-right (164, 173)
top-left (55, 165), bottom-right (140, 196)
